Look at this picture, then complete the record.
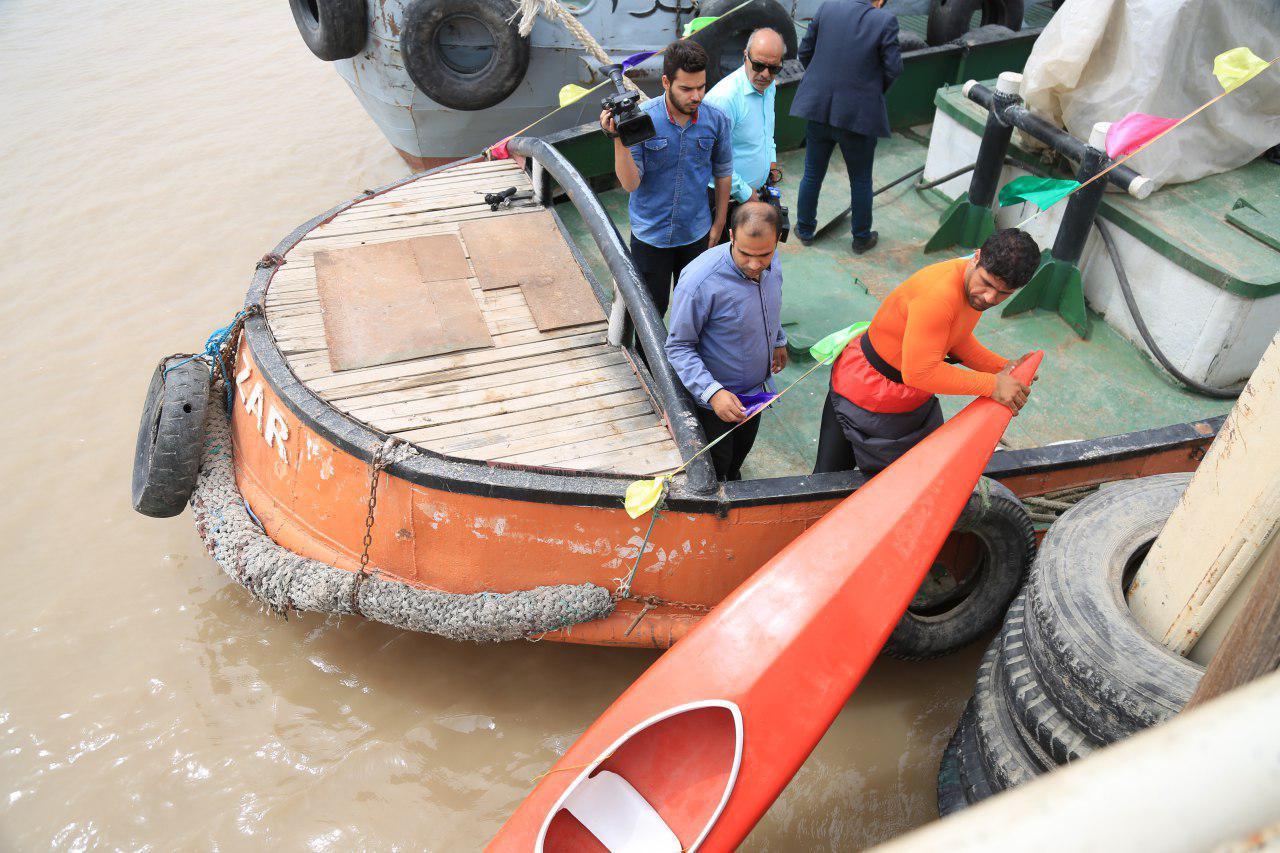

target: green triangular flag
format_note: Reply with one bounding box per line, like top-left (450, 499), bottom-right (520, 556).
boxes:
top-left (998, 176), bottom-right (1080, 211)
top-left (810, 321), bottom-right (870, 363)
top-left (683, 15), bottom-right (718, 36)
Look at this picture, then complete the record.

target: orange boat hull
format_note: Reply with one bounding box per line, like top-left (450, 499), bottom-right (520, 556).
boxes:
top-left (229, 333), bottom-right (1205, 648)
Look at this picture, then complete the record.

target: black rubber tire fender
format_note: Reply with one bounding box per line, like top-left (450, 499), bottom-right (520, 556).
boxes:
top-left (1026, 474), bottom-right (1204, 744)
top-left (899, 30), bottom-right (929, 53)
top-left (952, 23), bottom-right (1016, 46)
top-left (402, 0), bottom-right (530, 111)
top-left (925, 0), bottom-right (1024, 46)
top-left (883, 478), bottom-right (1035, 661)
top-left (955, 701), bottom-right (998, 806)
top-left (689, 0), bottom-right (798, 87)
top-left (132, 357), bottom-right (211, 518)
top-left (935, 711), bottom-right (968, 817)
top-left (289, 0), bottom-right (369, 62)
top-left (971, 635), bottom-right (1044, 789)
top-left (1000, 592), bottom-right (1098, 765)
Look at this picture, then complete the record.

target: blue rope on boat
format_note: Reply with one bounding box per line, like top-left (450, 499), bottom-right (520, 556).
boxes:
top-left (165, 307), bottom-right (254, 409)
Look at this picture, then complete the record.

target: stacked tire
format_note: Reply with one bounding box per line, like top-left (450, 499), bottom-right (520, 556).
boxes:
top-left (938, 474), bottom-right (1205, 814)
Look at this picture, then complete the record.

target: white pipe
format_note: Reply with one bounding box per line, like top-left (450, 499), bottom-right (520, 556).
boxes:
top-left (875, 670), bottom-right (1280, 853)
top-left (996, 71), bottom-right (1022, 95)
top-left (1089, 121), bottom-right (1111, 150)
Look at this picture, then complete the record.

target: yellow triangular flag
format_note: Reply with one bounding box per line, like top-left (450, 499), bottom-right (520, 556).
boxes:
top-left (625, 475), bottom-right (669, 519)
top-left (1213, 47), bottom-right (1269, 93)
top-left (559, 84), bottom-right (590, 108)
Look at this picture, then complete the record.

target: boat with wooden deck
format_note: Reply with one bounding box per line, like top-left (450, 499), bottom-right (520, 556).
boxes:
top-left (145, 118), bottom-right (1238, 649)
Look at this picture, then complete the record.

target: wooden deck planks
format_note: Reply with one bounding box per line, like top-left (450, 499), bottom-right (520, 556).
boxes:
top-left (395, 388), bottom-right (654, 445)
top-left (313, 235), bottom-right (491, 372)
top-left (262, 160), bottom-right (681, 477)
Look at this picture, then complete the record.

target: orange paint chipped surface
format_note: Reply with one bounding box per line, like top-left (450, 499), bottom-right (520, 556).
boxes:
top-left (229, 345), bottom-right (834, 647)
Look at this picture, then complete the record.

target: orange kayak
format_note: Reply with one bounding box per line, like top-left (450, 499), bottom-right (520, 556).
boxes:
top-left (490, 353), bottom-right (1044, 851)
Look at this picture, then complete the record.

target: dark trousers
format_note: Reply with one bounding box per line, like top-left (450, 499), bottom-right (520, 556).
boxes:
top-left (695, 405), bottom-right (762, 481)
top-left (796, 121), bottom-right (878, 241)
top-left (813, 388), bottom-right (943, 477)
top-left (707, 187), bottom-right (741, 246)
top-left (629, 233), bottom-right (708, 318)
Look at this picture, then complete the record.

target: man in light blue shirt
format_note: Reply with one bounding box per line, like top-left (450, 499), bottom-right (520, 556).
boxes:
top-left (704, 27), bottom-right (784, 237)
top-left (600, 39), bottom-right (734, 318)
top-left (665, 202), bottom-right (788, 481)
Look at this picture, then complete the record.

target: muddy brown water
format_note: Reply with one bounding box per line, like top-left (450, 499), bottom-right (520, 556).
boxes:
top-left (0, 2), bottom-right (983, 847)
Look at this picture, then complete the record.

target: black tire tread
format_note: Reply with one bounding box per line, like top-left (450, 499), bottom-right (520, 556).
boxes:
top-left (1000, 593), bottom-right (1098, 765)
top-left (883, 478), bottom-right (1035, 661)
top-left (955, 702), bottom-right (998, 806)
top-left (1024, 475), bottom-right (1202, 743)
top-left (972, 634), bottom-right (1043, 789)
top-left (289, 0), bottom-right (367, 62)
top-left (936, 719), bottom-right (967, 817)
top-left (132, 358), bottom-right (211, 518)
top-left (402, 0), bottom-right (530, 111)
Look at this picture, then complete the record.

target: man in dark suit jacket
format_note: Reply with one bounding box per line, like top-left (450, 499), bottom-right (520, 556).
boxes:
top-left (790, 0), bottom-right (903, 253)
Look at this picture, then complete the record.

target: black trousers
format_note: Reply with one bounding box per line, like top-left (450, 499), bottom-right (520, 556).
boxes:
top-left (629, 233), bottom-right (707, 317)
top-left (695, 405), bottom-right (762, 481)
top-left (707, 187), bottom-right (741, 247)
top-left (813, 388), bottom-right (943, 477)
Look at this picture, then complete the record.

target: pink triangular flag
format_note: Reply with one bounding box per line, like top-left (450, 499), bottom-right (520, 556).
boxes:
top-left (489, 136), bottom-right (513, 160)
top-left (1106, 113), bottom-right (1179, 159)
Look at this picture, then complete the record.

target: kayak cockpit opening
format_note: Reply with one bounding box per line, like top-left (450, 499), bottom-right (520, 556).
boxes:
top-left (537, 700), bottom-right (743, 852)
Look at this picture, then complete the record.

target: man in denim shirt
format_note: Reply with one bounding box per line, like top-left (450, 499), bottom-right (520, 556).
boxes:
top-left (599, 39), bottom-right (734, 317)
top-left (665, 202), bottom-right (788, 481)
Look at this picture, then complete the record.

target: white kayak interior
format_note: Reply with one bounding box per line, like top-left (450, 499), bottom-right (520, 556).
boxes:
top-left (263, 159), bottom-right (684, 477)
top-left (536, 699), bottom-right (744, 853)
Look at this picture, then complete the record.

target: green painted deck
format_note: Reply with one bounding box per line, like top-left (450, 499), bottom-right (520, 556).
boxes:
top-left (555, 125), bottom-right (1234, 480)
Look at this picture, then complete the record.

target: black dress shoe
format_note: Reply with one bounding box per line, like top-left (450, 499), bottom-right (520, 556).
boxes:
top-left (796, 233), bottom-right (815, 246)
top-left (851, 231), bottom-right (878, 254)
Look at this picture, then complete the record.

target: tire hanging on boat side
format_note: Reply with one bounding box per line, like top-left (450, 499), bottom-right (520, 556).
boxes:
top-left (402, 0), bottom-right (530, 111)
top-left (925, 0), bottom-right (1024, 46)
top-left (289, 0), bottom-right (369, 61)
top-left (689, 0), bottom-right (798, 86)
top-left (882, 478), bottom-right (1035, 661)
top-left (132, 357), bottom-right (211, 518)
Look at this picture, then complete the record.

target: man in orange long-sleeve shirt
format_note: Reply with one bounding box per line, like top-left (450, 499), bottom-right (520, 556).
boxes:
top-left (814, 228), bottom-right (1041, 476)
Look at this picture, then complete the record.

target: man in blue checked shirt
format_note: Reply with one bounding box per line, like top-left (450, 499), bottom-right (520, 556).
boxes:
top-left (703, 28), bottom-right (785, 241)
top-left (665, 202), bottom-right (788, 481)
top-left (600, 39), bottom-right (734, 318)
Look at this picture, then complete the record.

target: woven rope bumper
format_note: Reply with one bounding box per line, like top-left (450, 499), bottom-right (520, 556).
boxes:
top-left (190, 399), bottom-right (616, 642)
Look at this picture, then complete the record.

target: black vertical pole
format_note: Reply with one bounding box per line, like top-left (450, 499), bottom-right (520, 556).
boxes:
top-left (967, 88), bottom-right (1019, 209)
top-left (1051, 143), bottom-right (1109, 265)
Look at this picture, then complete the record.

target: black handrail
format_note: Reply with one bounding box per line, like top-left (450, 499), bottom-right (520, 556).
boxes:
top-left (964, 82), bottom-right (1151, 198)
top-left (506, 135), bottom-right (718, 495)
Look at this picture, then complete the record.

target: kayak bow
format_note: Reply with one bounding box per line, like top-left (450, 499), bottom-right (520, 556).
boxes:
top-left (491, 353), bottom-right (1044, 851)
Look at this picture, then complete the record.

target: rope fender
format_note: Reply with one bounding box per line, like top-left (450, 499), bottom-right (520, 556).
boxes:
top-left (189, 396), bottom-right (616, 642)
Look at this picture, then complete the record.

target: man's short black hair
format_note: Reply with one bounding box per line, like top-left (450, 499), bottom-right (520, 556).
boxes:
top-left (663, 39), bottom-right (708, 82)
top-left (730, 201), bottom-right (780, 239)
top-left (977, 229), bottom-right (1041, 289)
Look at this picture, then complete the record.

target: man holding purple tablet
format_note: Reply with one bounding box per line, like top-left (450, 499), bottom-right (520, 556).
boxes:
top-left (665, 201), bottom-right (787, 481)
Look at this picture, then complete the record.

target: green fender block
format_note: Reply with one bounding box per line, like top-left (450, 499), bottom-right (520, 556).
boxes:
top-left (1000, 251), bottom-right (1091, 339)
top-left (924, 193), bottom-right (996, 254)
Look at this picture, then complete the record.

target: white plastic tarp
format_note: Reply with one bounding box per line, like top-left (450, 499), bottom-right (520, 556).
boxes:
top-left (1019, 0), bottom-right (1280, 188)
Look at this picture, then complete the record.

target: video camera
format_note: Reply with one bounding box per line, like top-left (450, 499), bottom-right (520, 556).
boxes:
top-left (600, 63), bottom-right (655, 147)
top-left (761, 183), bottom-right (791, 243)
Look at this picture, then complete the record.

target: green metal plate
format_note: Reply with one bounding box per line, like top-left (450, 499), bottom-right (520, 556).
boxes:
top-left (1227, 197), bottom-right (1280, 252)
